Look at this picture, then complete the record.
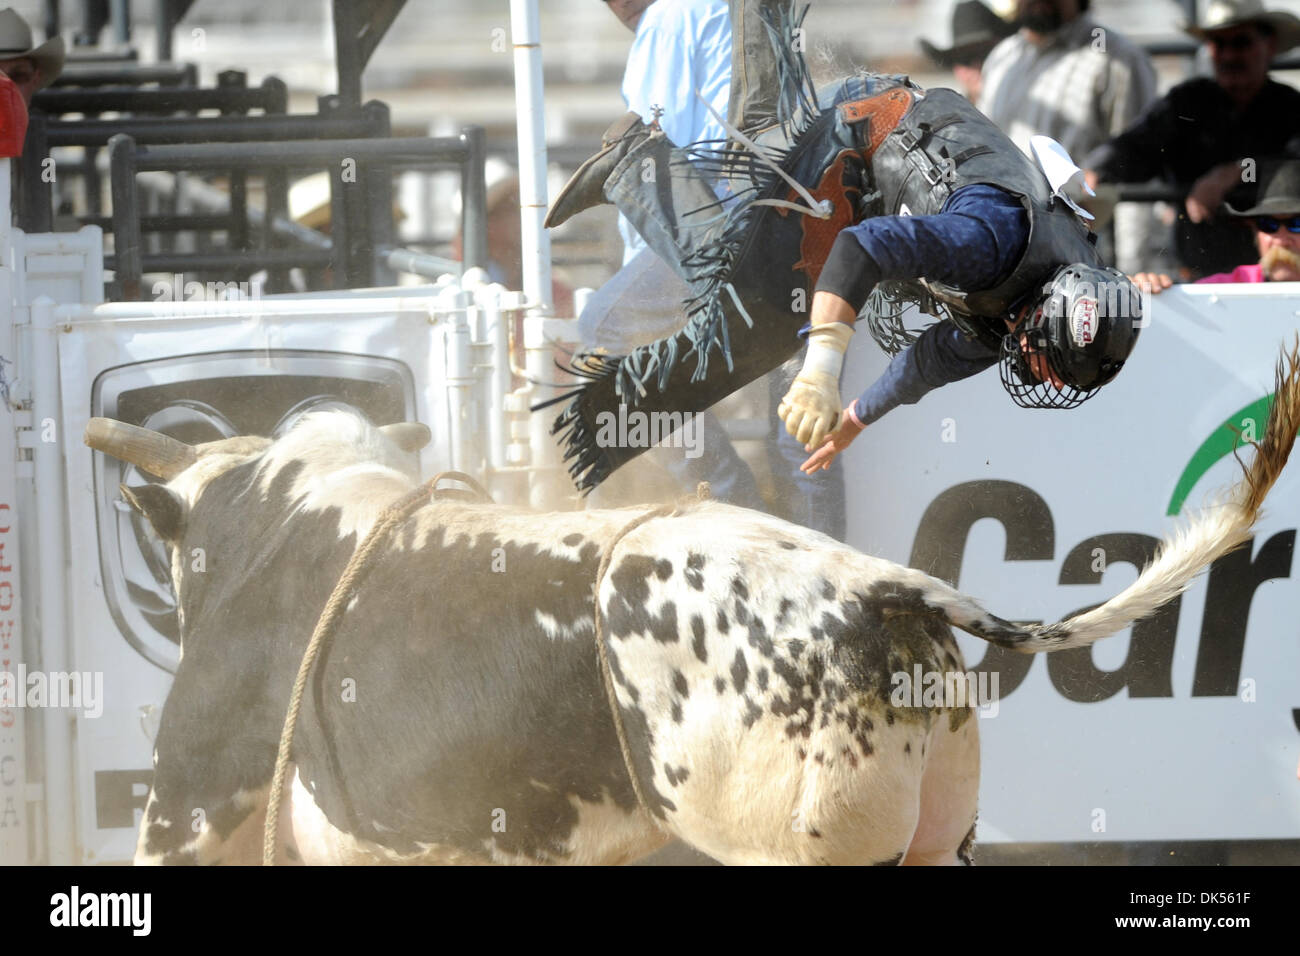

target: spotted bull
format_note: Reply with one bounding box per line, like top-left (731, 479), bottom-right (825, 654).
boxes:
top-left (84, 351), bottom-right (1300, 864)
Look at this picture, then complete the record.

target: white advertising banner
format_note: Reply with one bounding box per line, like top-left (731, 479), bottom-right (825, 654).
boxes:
top-left (841, 283), bottom-right (1300, 843)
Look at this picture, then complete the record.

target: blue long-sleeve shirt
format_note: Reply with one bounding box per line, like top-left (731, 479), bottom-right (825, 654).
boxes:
top-left (818, 184), bottom-right (1030, 425)
top-left (852, 321), bottom-right (1003, 425)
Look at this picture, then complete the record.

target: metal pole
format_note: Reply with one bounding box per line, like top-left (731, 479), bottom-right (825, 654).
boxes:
top-left (264, 165), bottom-right (290, 291)
top-left (30, 297), bottom-right (77, 865)
top-left (35, 86), bottom-right (286, 115)
top-left (108, 133), bottom-right (143, 299)
top-left (105, 249), bottom-right (334, 272)
top-left (460, 125), bottom-right (488, 275)
top-left (43, 0), bottom-right (60, 39)
top-left (124, 136), bottom-right (470, 169)
top-left (510, 0), bottom-right (573, 509)
top-left (45, 112), bottom-right (382, 147)
top-left (445, 303), bottom-right (476, 472)
top-left (52, 64), bottom-right (194, 87)
top-left (483, 290), bottom-right (511, 474)
top-left (332, 0), bottom-right (362, 110)
top-left (509, 0), bottom-right (553, 314)
top-left (75, 0), bottom-right (108, 47)
top-left (20, 111), bottom-right (53, 233)
top-left (259, 75), bottom-right (292, 288)
top-left (219, 72), bottom-right (251, 268)
top-left (155, 0), bottom-right (173, 61)
top-left (377, 246), bottom-right (461, 279)
top-left (84, 213), bottom-right (234, 232)
top-left (85, 143), bottom-right (103, 217)
top-left (109, 0), bottom-right (130, 47)
top-left (0, 157), bottom-right (10, 252)
top-left (360, 99), bottom-right (393, 287)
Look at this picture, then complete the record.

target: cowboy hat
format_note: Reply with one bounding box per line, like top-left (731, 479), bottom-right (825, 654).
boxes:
top-left (288, 171), bottom-right (407, 232)
top-left (0, 8), bottom-right (64, 91)
top-left (1225, 158), bottom-right (1300, 217)
top-left (1185, 0), bottom-right (1300, 56)
top-left (919, 0), bottom-right (1016, 68)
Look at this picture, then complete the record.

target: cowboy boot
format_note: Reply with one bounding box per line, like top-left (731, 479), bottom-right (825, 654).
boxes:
top-left (545, 111), bottom-right (655, 229)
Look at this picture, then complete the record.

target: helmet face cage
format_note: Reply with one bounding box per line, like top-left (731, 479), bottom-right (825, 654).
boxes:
top-left (998, 327), bottom-right (1100, 410)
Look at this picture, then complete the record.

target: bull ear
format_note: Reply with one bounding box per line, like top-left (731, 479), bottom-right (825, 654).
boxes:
top-left (120, 483), bottom-right (185, 543)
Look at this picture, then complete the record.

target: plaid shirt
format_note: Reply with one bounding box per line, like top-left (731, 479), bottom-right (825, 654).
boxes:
top-left (977, 14), bottom-right (1157, 162)
top-left (977, 14), bottom-right (1157, 274)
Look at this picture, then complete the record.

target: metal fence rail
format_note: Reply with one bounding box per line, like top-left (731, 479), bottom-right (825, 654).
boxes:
top-left (106, 127), bottom-right (487, 298)
top-left (33, 78), bottom-right (287, 116)
top-left (27, 72), bottom-right (291, 247)
top-left (53, 64), bottom-right (198, 88)
top-left (18, 98), bottom-right (385, 235)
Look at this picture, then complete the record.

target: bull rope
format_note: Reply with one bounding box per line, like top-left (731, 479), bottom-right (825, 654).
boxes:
top-left (592, 482), bottom-right (713, 831)
top-left (262, 471), bottom-right (493, 866)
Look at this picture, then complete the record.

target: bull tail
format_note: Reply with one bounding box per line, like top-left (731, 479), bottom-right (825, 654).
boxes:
top-left (920, 338), bottom-right (1300, 653)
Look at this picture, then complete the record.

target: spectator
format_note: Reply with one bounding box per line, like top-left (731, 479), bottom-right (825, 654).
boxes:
top-left (1133, 157), bottom-right (1300, 290)
top-left (0, 67), bottom-right (24, 157)
top-left (0, 7), bottom-right (64, 106)
top-left (919, 0), bottom-right (1016, 103)
top-left (452, 167), bottom-right (576, 315)
top-left (555, 0), bottom-right (771, 514)
top-left (1087, 0), bottom-right (1300, 279)
top-left (978, 0), bottom-right (1157, 274)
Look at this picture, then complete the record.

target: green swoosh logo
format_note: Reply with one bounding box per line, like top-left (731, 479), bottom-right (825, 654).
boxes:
top-left (1167, 394), bottom-right (1274, 516)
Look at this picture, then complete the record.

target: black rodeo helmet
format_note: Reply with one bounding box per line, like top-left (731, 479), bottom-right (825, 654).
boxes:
top-left (1000, 263), bottom-right (1142, 409)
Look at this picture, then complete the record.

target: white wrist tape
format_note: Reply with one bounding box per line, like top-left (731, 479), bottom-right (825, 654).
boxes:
top-left (802, 322), bottom-right (854, 378)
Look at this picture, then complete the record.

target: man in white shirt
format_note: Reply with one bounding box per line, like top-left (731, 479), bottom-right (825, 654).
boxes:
top-left (554, 1), bottom-right (768, 511)
top-left (559, 0), bottom-right (731, 330)
top-left (607, 0), bottom-right (731, 265)
top-left (977, 0), bottom-right (1157, 273)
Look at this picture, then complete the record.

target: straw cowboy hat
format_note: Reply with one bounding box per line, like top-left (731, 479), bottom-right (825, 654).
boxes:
top-left (289, 171), bottom-right (406, 232)
top-left (919, 1), bottom-right (1016, 68)
top-left (0, 8), bottom-right (65, 90)
top-left (1185, 0), bottom-right (1300, 55)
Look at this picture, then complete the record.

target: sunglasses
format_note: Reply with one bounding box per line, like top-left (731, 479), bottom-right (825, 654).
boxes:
top-left (1256, 216), bottom-right (1300, 234)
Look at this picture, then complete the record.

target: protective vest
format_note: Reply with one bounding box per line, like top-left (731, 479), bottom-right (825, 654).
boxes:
top-left (840, 82), bottom-right (1103, 348)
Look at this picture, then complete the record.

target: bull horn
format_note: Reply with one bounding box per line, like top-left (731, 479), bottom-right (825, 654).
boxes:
top-left (83, 418), bottom-right (197, 480)
top-left (380, 422), bottom-right (432, 453)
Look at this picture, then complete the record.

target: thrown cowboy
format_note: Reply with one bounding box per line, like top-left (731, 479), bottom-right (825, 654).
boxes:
top-left (543, 0), bottom-right (1141, 493)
